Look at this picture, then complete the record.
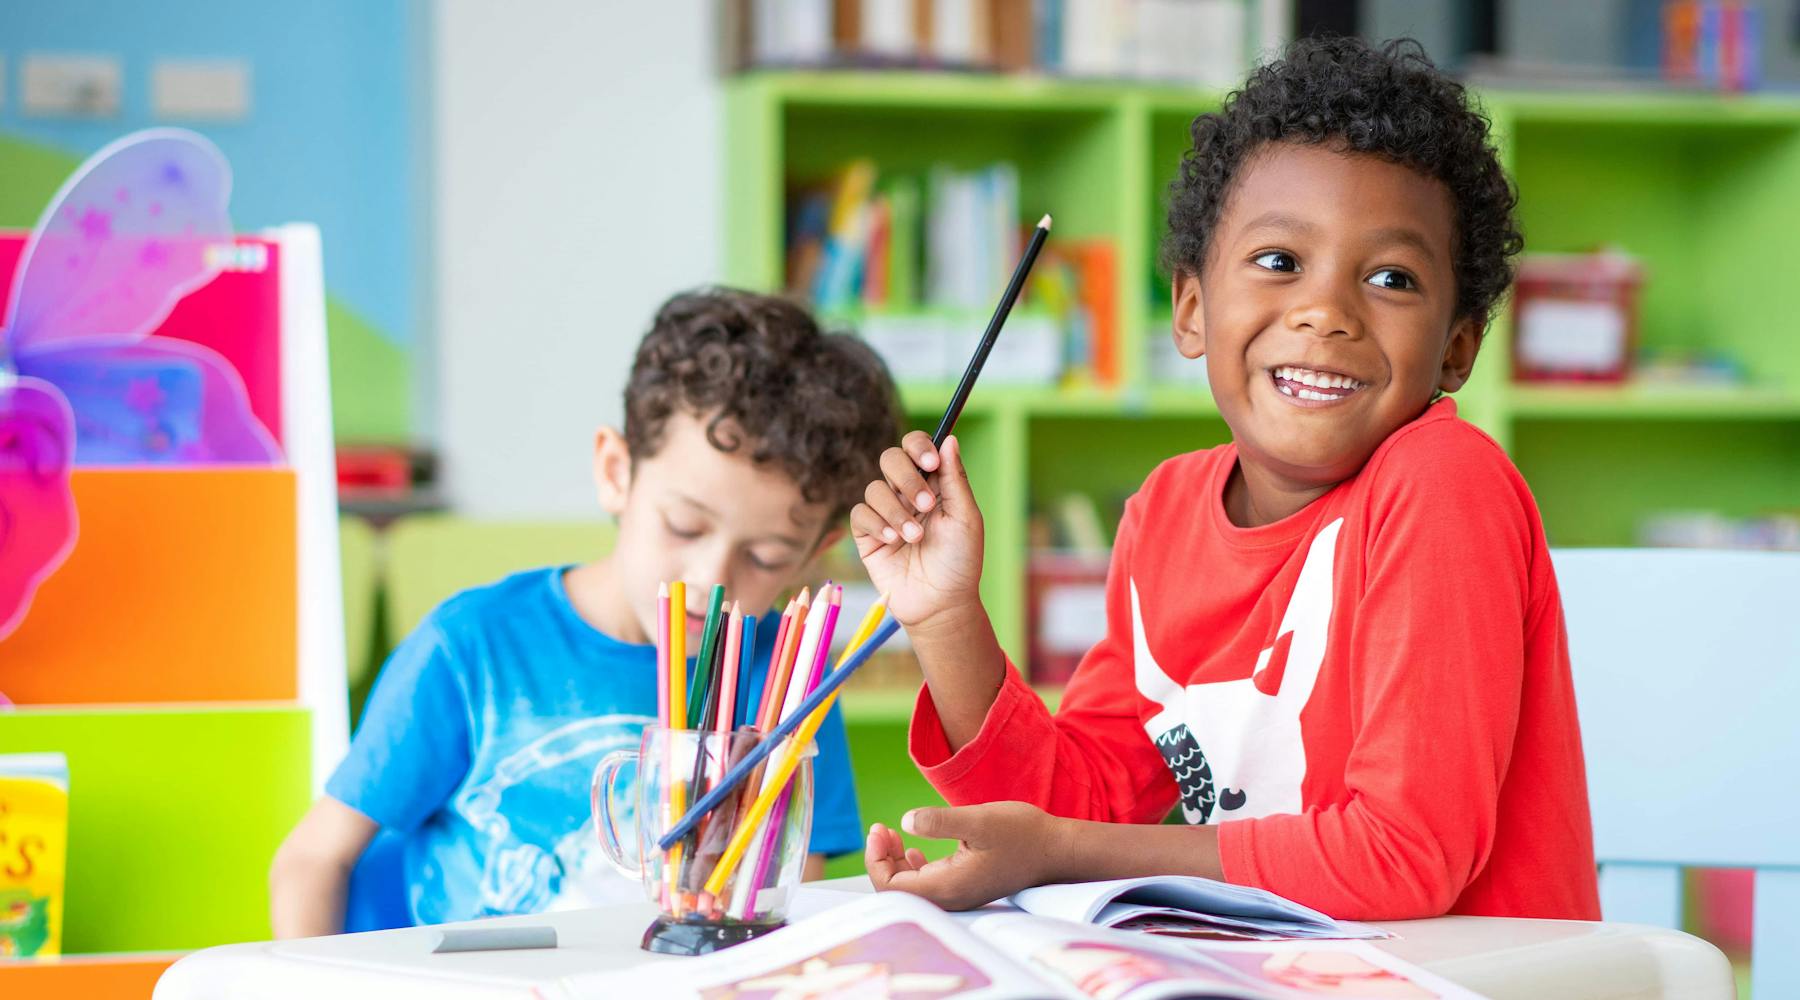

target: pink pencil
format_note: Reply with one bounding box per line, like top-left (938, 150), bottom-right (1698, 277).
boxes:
top-left (741, 586), bottom-right (841, 916)
top-left (717, 603), bottom-right (744, 736)
top-left (656, 582), bottom-right (670, 729)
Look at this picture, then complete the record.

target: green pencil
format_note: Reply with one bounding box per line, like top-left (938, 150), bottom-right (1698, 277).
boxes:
top-left (686, 584), bottom-right (726, 728)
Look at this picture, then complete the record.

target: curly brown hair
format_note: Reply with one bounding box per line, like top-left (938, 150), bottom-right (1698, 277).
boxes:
top-left (1161, 35), bottom-right (1523, 332)
top-left (624, 288), bottom-right (901, 522)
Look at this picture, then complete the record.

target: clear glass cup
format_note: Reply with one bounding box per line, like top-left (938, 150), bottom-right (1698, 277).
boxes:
top-left (593, 725), bottom-right (816, 955)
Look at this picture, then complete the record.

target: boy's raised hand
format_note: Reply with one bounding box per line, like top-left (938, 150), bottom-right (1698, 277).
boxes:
top-left (864, 802), bottom-right (1058, 911)
top-left (851, 432), bottom-right (984, 629)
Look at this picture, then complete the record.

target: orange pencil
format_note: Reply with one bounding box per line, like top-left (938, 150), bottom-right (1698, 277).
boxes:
top-left (757, 588), bottom-right (809, 732)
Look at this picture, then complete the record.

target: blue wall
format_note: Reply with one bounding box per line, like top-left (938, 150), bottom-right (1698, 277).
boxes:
top-left (0, 0), bottom-right (425, 439)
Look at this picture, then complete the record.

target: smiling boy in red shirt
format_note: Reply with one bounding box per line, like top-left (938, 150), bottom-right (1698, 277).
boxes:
top-left (851, 37), bottom-right (1600, 921)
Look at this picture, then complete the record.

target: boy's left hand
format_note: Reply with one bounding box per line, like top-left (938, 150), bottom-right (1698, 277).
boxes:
top-left (864, 801), bottom-right (1060, 910)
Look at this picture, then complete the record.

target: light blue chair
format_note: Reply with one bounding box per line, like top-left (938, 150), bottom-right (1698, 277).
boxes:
top-left (1555, 548), bottom-right (1800, 999)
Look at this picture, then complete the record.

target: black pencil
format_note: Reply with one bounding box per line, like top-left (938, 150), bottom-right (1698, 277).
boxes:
top-left (932, 213), bottom-right (1052, 447)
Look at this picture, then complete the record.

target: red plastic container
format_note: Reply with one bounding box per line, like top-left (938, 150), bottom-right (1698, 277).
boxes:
top-left (1027, 551), bottom-right (1112, 687)
top-left (1511, 252), bottom-right (1645, 383)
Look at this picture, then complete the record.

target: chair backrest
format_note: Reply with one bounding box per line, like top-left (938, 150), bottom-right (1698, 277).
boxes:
top-left (382, 515), bottom-right (617, 646)
top-left (1553, 548), bottom-right (1800, 998)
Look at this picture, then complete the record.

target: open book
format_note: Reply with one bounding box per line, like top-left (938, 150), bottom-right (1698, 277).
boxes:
top-left (1011, 876), bottom-right (1386, 942)
top-left (553, 891), bottom-right (1485, 1000)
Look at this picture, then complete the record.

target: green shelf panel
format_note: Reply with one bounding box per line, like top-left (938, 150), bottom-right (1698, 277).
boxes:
top-left (1508, 382), bottom-right (1800, 420)
top-left (901, 382), bottom-right (1217, 419)
top-left (1489, 90), bottom-right (1800, 128)
top-left (0, 705), bottom-right (311, 954)
top-left (746, 70), bottom-right (1136, 113)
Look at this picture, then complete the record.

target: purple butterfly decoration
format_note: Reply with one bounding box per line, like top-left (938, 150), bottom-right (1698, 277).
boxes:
top-left (0, 128), bottom-right (279, 639)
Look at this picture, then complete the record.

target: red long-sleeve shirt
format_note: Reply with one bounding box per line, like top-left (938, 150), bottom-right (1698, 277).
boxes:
top-left (911, 400), bottom-right (1600, 921)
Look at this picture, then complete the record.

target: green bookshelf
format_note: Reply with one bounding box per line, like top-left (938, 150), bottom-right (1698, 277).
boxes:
top-left (724, 73), bottom-right (1800, 870)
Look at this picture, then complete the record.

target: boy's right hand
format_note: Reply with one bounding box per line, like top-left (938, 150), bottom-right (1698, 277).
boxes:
top-left (851, 432), bottom-right (984, 631)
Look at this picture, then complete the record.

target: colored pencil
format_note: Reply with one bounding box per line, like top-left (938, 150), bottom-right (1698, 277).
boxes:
top-left (733, 612), bottom-right (760, 731)
top-left (667, 582), bottom-right (687, 732)
top-left (691, 617), bottom-right (904, 887)
top-left (658, 614), bottom-right (900, 852)
top-left (757, 588), bottom-right (810, 732)
top-left (933, 214), bottom-right (1051, 448)
top-left (735, 587), bottom-right (842, 917)
top-left (665, 580), bottom-right (688, 915)
top-left (687, 585), bottom-right (727, 728)
top-left (655, 583), bottom-right (670, 729)
top-left (716, 604), bottom-right (744, 736)
top-left (838, 593), bottom-right (889, 668)
top-left (754, 598), bottom-right (795, 727)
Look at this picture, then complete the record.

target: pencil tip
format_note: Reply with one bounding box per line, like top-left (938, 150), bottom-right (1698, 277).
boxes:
top-left (1038, 214), bottom-right (1052, 230)
top-left (659, 582), bottom-right (668, 596)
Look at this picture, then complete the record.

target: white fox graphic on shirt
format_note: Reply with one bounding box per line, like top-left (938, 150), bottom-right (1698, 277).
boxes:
top-left (1132, 517), bottom-right (1342, 824)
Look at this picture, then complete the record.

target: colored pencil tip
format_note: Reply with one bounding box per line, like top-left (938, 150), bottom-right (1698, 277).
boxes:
top-left (1037, 214), bottom-right (1052, 230)
top-left (658, 581), bottom-right (668, 596)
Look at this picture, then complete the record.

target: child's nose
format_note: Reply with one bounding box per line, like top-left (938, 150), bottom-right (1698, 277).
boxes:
top-left (1283, 287), bottom-right (1361, 339)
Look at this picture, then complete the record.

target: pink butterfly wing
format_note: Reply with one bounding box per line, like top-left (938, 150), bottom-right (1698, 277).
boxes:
top-left (4, 129), bottom-right (232, 353)
top-left (0, 376), bottom-right (77, 640)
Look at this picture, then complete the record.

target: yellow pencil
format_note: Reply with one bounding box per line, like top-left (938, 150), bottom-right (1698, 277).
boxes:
top-left (666, 581), bottom-right (688, 915)
top-left (835, 593), bottom-right (888, 670)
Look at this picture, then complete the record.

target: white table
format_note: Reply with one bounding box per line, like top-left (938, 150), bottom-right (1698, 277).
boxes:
top-left (155, 879), bottom-right (1734, 1000)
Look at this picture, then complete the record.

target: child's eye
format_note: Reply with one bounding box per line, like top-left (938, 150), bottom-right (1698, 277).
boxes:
top-left (1251, 251), bottom-right (1299, 273)
top-left (664, 519), bottom-right (704, 540)
top-left (745, 551), bottom-right (791, 573)
top-left (1366, 268), bottom-right (1417, 291)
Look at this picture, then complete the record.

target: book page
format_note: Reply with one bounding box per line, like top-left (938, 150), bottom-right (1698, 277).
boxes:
top-left (972, 914), bottom-right (1488, 1000)
top-left (550, 892), bottom-right (1068, 1000)
top-left (1011, 877), bottom-right (1384, 939)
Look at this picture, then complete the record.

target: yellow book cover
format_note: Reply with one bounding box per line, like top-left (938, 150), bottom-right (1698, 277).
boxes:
top-left (0, 753), bottom-right (67, 958)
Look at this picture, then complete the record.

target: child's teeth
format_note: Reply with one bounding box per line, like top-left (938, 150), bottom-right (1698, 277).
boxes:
top-left (1275, 365), bottom-right (1363, 392)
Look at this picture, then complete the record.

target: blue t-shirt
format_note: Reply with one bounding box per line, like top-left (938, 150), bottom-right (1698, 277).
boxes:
top-left (327, 568), bottom-right (862, 925)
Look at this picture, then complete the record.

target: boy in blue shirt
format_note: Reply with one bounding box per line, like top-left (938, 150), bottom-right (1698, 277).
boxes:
top-left (271, 289), bottom-right (901, 935)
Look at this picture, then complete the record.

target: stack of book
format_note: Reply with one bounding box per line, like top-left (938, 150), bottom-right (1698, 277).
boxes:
top-left (787, 159), bottom-right (1118, 388)
top-left (732, 0), bottom-right (1261, 88)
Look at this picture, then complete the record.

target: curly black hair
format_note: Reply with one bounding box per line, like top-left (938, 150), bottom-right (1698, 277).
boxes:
top-left (1161, 35), bottom-right (1522, 331)
top-left (624, 288), bottom-right (901, 522)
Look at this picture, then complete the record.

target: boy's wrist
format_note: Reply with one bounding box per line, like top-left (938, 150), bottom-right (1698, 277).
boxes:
top-left (1038, 812), bottom-right (1081, 886)
top-left (906, 598), bottom-right (993, 648)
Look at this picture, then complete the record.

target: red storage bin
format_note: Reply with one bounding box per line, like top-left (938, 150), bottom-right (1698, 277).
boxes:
top-left (1027, 551), bottom-right (1112, 687)
top-left (1512, 252), bottom-right (1644, 383)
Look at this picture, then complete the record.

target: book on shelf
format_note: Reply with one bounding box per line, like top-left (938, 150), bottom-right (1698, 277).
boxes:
top-left (789, 158), bottom-right (1119, 389)
top-left (0, 753), bottom-right (67, 958)
top-left (552, 889), bottom-right (1479, 1000)
top-left (735, 0), bottom-right (1254, 85)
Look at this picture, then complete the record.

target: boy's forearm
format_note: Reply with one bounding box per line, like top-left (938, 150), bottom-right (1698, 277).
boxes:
top-left (269, 852), bottom-right (352, 939)
top-left (1043, 814), bottom-right (1225, 885)
top-left (907, 601), bottom-right (1007, 752)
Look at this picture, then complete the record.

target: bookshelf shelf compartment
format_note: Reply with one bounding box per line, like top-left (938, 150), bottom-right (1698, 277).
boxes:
top-left (1507, 383), bottom-right (1800, 421)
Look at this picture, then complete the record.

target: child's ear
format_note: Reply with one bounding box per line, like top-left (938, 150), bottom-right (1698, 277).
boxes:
top-left (1172, 271), bottom-right (1207, 360)
top-left (1436, 315), bottom-right (1483, 393)
top-left (591, 426), bottom-right (633, 517)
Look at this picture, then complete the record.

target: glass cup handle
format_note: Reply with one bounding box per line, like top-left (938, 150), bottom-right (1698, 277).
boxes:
top-left (591, 748), bottom-right (641, 879)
